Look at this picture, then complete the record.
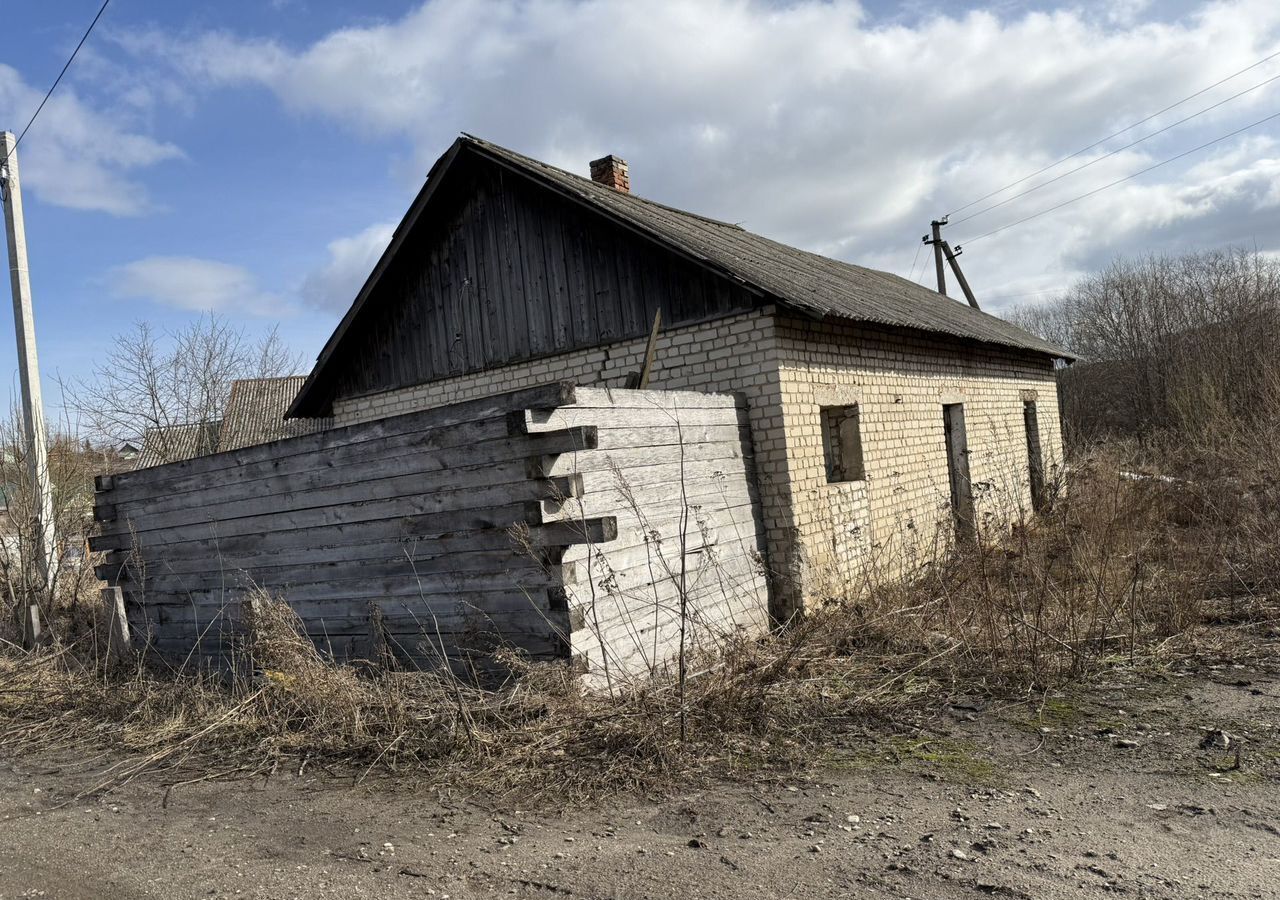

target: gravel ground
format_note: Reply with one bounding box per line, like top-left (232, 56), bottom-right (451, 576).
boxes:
top-left (1, 668), bottom-right (1278, 899)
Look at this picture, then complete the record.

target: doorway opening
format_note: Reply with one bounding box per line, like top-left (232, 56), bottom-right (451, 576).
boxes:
top-left (1023, 400), bottom-right (1046, 513)
top-left (942, 403), bottom-right (975, 543)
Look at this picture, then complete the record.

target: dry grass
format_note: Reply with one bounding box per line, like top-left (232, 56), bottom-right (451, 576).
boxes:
top-left (1, 444), bottom-right (1276, 802)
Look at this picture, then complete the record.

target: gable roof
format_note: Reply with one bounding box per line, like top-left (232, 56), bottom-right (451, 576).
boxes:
top-left (133, 377), bottom-right (330, 470)
top-left (288, 135), bottom-right (1069, 418)
top-left (219, 375), bottom-right (330, 452)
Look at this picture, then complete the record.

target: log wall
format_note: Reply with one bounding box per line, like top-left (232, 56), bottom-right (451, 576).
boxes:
top-left (91, 383), bottom-right (769, 679)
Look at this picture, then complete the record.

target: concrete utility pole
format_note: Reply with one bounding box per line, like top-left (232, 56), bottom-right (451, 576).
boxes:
top-left (1, 132), bottom-right (56, 648)
top-left (924, 217), bottom-right (981, 310)
top-left (929, 219), bottom-right (948, 297)
top-left (941, 241), bottom-right (980, 310)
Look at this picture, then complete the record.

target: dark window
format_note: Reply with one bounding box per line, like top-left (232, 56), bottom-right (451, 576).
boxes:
top-left (820, 405), bottom-right (865, 483)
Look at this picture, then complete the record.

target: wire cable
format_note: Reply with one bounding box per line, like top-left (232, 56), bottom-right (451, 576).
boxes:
top-left (906, 241), bottom-right (924, 283)
top-left (961, 107), bottom-right (1280, 245)
top-left (5, 0), bottom-right (111, 163)
top-left (944, 45), bottom-right (1280, 217)
top-left (951, 69), bottom-right (1280, 226)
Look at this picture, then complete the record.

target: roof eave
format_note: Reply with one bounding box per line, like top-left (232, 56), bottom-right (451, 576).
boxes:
top-left (285, 139), bottom-right (468, 419)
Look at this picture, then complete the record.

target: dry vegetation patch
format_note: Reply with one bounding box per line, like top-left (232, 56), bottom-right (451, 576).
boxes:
top-left (1, 444), bottom-right (1275, 801)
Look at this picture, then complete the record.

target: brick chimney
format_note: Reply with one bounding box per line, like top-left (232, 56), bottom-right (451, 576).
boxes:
top-left (589, 154), bottom-right (630, 192)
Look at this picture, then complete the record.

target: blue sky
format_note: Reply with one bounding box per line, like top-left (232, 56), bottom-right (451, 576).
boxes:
top-left (4, 0), bottom-right (1280, 423)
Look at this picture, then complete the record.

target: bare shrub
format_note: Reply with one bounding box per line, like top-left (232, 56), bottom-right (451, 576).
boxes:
top-left (0, 400), bottom-right (105, 648)
top-left (1007, 247), bottom-right (1280, 450)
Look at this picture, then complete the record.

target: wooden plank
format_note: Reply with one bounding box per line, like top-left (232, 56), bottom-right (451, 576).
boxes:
top-left (573, 545), bottom-right (765, 596)
top-left (108, 466), bottom-right (579, 535)
top-left (572, 480), bottom-right (757, 516)
top-left (564, 217), bottom-right (597, 346)
top-left (589, 424), bottom-right (748, 451)
top-left (132, 555), bottom-right (570, 595)
top-left (103, 538), bottom-right (551, 580)
top-left (515, 185), bottom-right (552, 356)
top-left (479, 173), bottom-right (513, 365)
top-left (98, 427), bottom-right (597, 524)
top-left (558, 494), bottom-right (759, 529)
top-left (136, 601), bottom-right (568, 642)
top-left (94, 498), bottom-right (539, 553)
top-left (497, 170), bottom-right (531, 367)
top-left (539, 441), bottom-right (748, 477)
top-left (102, 419), bottom-right (512, 507)
top-left (521, 405), bottom-right (747, 432)
top-left (542, 207), bottom-right (572, 350)
top-left (94, 515), bottom-right (615, 561)
top-left (106, 439), bottom-right (530, 517)
top-left (578, 593), bottom-right (768, 652)
top-left (574, 458), bottom-right (755, 496)
top-left (144, 622), bottom-right (566, 657)
top-left (460, 191), bottom-right (487, 368)
top-left (126, 580), bottom-right (561, 614)
top-left (135, 588), bottom-right (565, 629)
top-left (103, 381), bottom-right (576, 489)
top-left (101, 518), bottom-right (613, 576)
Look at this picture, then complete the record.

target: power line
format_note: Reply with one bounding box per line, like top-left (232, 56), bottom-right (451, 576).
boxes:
top-left (944, 45), bottom-right (1280, 218)
top-left (5, 0), bottom-right (112, 163)
top-left (951, 69), bottom-right (1280, 226)
top-left (905, 241), bottom-right (924, 283)
top-left (961, 107), bottom-right (1280, 245)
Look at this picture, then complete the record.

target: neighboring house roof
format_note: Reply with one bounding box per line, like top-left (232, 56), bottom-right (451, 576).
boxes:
top-left (288, 135), bottom-right (1072, 419)
top-left (133, 377), bottom-right (331, 470)
top-left (135, 421), bottom-right (221, 470)
top-left (219, 376), bottom-right (330, 452)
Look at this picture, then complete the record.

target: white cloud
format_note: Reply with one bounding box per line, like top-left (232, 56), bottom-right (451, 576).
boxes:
top-left (0, 64), bottom-right (182, 215)
top-left (111, 256), bottom-right (286, 316)
top-left (129, 0), bottom-right (1280, 308)
top-left (299, 222), bottom-right (395, 311)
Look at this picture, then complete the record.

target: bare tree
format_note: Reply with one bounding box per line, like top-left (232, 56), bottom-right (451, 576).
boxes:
top-left (72, 314), bottom-right (301, 462)
top-left (1005, 248), bottom-right (1280, 447)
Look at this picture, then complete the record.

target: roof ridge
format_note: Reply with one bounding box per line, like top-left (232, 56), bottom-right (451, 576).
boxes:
top-left (461, 134), bottom-right (745, 231)
top-left (461, 134), bottom-right (1069, 359)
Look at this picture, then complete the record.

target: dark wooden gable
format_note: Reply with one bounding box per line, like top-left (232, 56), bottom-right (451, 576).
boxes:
top-left (323, 151), bottom-right (760, 407)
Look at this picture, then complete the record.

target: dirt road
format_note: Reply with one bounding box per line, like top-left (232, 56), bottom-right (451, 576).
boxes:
top-left (2, 669), bottom-right (1278, 899)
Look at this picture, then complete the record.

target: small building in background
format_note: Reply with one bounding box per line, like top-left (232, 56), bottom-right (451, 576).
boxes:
top-left (133, 375), bottom-right (330, 469)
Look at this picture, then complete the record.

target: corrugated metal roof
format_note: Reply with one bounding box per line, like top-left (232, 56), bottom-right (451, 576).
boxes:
top-left (466, 136), bottom-right (1070, 359)
top-left (135, 421), bottom-right (221, 470)
top-left (219, 376), bottom-right (330, 452)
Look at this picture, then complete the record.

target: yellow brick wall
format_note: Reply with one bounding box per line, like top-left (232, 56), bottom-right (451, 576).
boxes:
top-left (328, 309), bottom-right (1063, 617)
top-left (772, 313), bottom-right (1063, 602)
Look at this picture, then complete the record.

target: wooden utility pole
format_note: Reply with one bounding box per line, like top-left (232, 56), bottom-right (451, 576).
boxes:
top-left (1, 132), bottom-right (56, 648)
top-left (929, 219), bottom-right (948, 296)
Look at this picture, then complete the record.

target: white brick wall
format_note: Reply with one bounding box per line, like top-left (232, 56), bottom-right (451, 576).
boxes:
top-left (330, 309), bottom-right (1063, 617)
